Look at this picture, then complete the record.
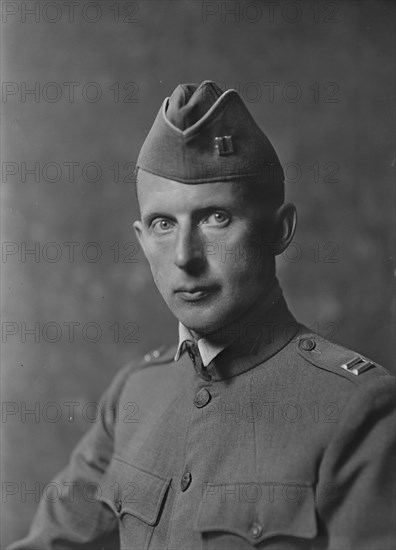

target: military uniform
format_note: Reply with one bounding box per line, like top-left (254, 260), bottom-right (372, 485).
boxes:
top-left (9, 293), bottom-right (395, 549)
top-left (9, 81), bottom-right (395, 549)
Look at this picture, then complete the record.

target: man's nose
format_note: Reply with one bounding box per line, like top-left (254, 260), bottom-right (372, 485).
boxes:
top-left (174, 227), bottom-right (205, 272)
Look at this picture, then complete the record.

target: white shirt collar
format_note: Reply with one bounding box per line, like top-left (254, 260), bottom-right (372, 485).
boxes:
top-left (174, 323), bottom-right (228, 367)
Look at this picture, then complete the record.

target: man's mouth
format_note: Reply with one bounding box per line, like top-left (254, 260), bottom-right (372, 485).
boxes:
top-left (174, 286), bottom-right (218, 302)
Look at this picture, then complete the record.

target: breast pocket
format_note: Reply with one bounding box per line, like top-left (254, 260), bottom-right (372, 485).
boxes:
top-left (99, 457), bottom-right (171, 550)
top-left (195, 482), bottom-right (318, 550)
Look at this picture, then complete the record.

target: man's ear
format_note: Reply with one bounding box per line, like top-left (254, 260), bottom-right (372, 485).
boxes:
top-left (273, 203), bottom-right (297, 255)
top-left (133, 220), bottom-right (147, 257)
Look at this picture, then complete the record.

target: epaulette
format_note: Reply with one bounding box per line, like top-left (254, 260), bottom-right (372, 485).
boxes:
top-left (141, 344), bottom-right (177, 366)
top-left (296, 333), bottom-right (384, 382)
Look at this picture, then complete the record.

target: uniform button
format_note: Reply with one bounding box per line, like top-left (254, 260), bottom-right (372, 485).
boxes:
top-left (180, 472), bottom-right (192, 492)
top-left (194, 388), bottom-right (211, 408)
top-left (115, 499), bottom-right (122, 513)
top-left (152, 349), bottom-right (160, 358)
top-left (250, 522), bottom-right (263, 539)
top-left (300, 337), bottom-right (316, 351)
top-left (144, 353), bottom-right (151, 362)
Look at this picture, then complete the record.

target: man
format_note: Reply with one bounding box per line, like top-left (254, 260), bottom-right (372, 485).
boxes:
top-left (9, 81), bottom-right (395, 549)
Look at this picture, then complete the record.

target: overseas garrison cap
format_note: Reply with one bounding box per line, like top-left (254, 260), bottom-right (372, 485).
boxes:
top-left (137, 80), bottom-right (284, 204)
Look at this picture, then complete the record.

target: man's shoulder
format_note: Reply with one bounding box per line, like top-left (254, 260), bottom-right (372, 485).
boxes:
top-left (140, 344), bottom-right (178, 367)
top-left (100, 344), bottom-right (178, 411)
top-left (288, 329), bottom-right (394, 395)
top-left (117, 343), bottom-right (178, 382)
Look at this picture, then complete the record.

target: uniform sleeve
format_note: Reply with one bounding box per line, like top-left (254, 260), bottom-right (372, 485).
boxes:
top-left (316, 374), bottom-right (396, 550)
top-left (7, 364), bottom-right (134, 550)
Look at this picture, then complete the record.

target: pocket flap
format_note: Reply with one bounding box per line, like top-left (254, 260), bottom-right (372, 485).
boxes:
top-left (100, 457), bottom-right (171, 526)
top-left (195, 482), bottom-right (317, 545)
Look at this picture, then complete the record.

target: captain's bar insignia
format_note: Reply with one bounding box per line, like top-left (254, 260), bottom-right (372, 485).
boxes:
top-left (214, 135), bottom-right (233, 155)
top-left (340, 356), bottom-right (374, 375)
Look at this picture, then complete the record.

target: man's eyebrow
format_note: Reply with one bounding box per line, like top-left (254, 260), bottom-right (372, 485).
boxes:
top-left (194, 204), bottom-right (232, 214)
top-left (142, 211), bottom-right (172, 226)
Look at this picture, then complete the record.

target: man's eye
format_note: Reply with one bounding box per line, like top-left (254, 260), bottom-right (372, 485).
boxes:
top-left (152, 219), bottom-right (173, 232)
top-left (203, 212), bottom-right (230, 226)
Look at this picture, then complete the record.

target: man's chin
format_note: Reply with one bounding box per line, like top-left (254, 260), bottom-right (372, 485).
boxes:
top-left (170, 305), bottom-right (227, 336)
top-left (174, 306), bottom-right (243, 337)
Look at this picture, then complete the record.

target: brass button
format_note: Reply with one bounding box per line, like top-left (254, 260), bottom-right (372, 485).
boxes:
top-left (194, 388), bottom-right (211, 408)
top-left (250, 522), bottom-right (263, 539)
top-left (180, 471), bottom-right (192, 492)
top-left (300, 337), bottom-right (316, 351)
top-left (115, 499), bottom-right (122, 513)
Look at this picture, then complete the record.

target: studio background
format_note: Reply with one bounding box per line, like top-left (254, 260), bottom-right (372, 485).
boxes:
top-left (1, 0), bottom-right (394, 545)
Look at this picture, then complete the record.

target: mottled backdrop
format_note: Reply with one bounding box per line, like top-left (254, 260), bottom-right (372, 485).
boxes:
top-left (1, 0), bottom-right (394, 545)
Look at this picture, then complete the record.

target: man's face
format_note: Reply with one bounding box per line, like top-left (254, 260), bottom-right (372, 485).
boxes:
top-left (134, 171), bottom-right (277, 336)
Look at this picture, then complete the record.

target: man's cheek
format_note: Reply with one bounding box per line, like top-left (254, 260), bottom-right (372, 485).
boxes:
top-left (153, 269), bottom-right (172, 295)
top-left (146, 250), bottom-right (168, 272)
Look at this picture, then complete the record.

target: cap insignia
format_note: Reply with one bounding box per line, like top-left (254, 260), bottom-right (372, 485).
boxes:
top-left (214, 135), bottom-right (234, 156)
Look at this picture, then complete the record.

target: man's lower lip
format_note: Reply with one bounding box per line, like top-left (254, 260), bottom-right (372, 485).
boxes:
top-left (175, 290), bottom-right (215, 301)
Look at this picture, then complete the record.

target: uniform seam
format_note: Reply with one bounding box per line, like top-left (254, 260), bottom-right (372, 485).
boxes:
top-left (250, 368), bottom-right (259, 523)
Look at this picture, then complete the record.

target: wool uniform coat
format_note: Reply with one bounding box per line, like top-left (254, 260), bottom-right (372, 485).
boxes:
top-left (9, 297), bottom-right (395, 550)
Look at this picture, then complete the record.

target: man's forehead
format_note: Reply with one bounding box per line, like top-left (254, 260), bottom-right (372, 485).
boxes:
top-left (136, 169), bottom-right (244, 204)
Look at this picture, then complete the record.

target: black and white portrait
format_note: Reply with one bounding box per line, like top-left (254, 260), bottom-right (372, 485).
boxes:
top-left (2, 1), bottom-right (395, 549)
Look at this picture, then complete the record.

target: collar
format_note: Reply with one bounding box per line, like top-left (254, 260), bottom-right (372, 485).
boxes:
top-left (174, 281), bottom-right (287, 371)
top-left (175, 323), bottom-right (227, 368)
